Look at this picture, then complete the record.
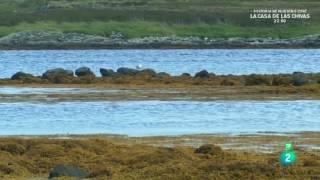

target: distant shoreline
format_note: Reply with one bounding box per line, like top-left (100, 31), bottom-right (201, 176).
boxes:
top-left (0, 32), bottom-right (319, 50)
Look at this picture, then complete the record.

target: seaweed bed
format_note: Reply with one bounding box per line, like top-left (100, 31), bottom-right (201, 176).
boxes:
top-left (0, 137), bottom-right (319, 179)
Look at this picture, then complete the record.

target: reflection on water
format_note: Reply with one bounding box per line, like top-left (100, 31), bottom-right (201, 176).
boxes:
top-left (0, 100), bottom-right (319, 136)
top-left (1, 49), bottom-right (320, 77)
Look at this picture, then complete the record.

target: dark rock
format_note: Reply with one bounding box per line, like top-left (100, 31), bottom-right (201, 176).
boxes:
top-left (49, 165), bottom-right (89, 179)
top-left (157, 72), bottom-right (171, 78)
top-left (11, 72), bottom-right (35, 80)
top-left (292, 72), bottom-right (310, 86)
top-left (75, 67), bottom-right (95, 77)
top-left (181, 73), bottom-right (191, 77)
top-left (42, 68), bottom-right (74, 83)
top-left (195, 144), bottom-right (223, 155)
top-left (195, 70), bottom-right (210, 78)
top-left (292, 77), bottom-right (309, 86)
top-left (138, 68), bottom-right (157, 77)
top-left (100, 68), bottom-right (116, 77)
top-left (117, 67), bottom-right (139, 76)
top-left (42, 68), bottom-right (74, 80)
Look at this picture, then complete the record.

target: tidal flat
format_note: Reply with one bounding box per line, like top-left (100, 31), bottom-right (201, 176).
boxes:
top-left (1, 85), bottom-right (320, 102)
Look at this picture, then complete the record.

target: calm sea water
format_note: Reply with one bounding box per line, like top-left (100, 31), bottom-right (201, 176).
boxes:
top-left (0, 100), bottom-right (319, 136)
top-left (0, 49), bottom-right (320, 77)
top-left (1, 50), bottom-right (320, 136)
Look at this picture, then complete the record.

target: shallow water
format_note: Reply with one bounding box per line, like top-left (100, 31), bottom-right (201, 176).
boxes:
top-left (0, 87), bottom-right (181, 95)
top-left (0, 87), bottom-right (104, 94)
top-left (0, 100), bottom-right (319, 136)
top-left (1, 49), bottom-right (320, 77)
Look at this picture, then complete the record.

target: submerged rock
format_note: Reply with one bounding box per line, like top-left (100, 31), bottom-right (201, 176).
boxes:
top-left (49, 165), bottom-right (89, 179)
top-left (100, 68), bottom-right (116, 77)
top-left (75, 67), bottom-right (95, 77)
top-left (117, 67), bottom-right (139, 76)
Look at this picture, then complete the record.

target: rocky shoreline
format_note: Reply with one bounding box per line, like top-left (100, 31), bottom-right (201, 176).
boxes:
top-left (1, 67), bottom-right (320, 101)
top-left (3, 66), bottom-right (320, 87)
top-left (0, 31), bottom-right (320, 49)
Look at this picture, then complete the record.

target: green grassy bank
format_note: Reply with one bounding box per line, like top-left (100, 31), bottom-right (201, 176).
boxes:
top-left (0, 0), bottom-right (319, 38)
